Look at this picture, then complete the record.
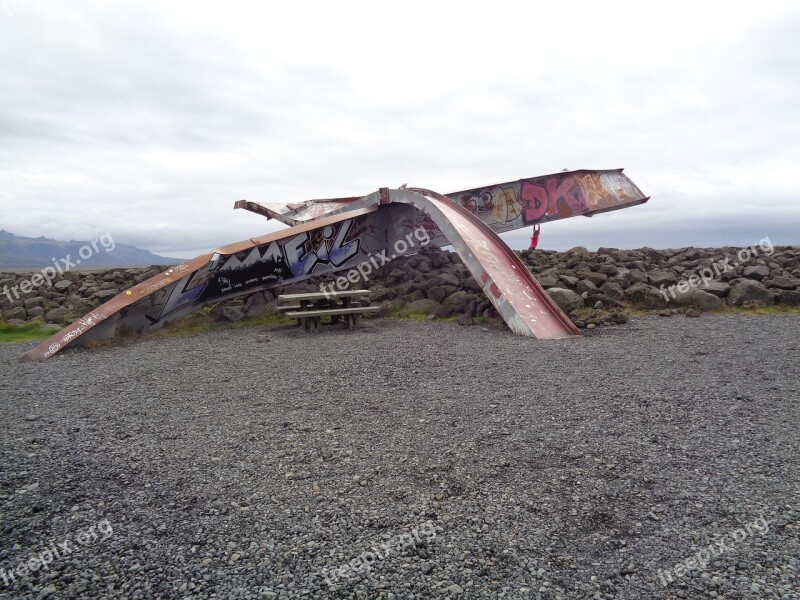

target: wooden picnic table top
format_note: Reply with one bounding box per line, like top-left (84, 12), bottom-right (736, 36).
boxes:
top-left (278, 290), bottom-right (370, 300)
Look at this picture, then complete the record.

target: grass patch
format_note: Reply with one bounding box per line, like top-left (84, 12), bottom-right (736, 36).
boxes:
top-left (628, 304), bottom-right (800, 318)
top-left (0, 319), bottom-right (56, 343)
top-left (149, 308), bottom-right (289, 339)
top-left (390, 304), bottom-right (500, 325)
top-left (728, 304), bottom-right (800, 315)
top-left (397, 312), bottom-right (458, 323)
top-left (399, 309), bottom-right (435, 321)
top-left (474, 316), bottom-right (496, 325)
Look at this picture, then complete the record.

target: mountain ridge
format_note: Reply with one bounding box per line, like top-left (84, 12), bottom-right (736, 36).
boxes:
top-left (0, 230), bottom-right (181, 268)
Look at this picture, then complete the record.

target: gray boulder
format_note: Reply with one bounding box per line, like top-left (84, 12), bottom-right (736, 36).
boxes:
top-left (596, 263), bottom-right (619, 276)
top-left (700, 280), bottom-right (731, 297)
top-left (45, 307), bottom-right (73, 323)
top-left (5, 307), bottom-right (27, 320)
top-left (407, 299), bottom-right (442, 314)
top-left (673, 289), bottom-right (722, 310)
top-left (443, 291), bottom-right (477, 313)
top-left (768, 275), bottom-right (800, 290)
top-left (559, 275), bottom-right (579, 288)
top-left (566, 246), bottom-right (590, 255)
top-left (624, 282), bottom-right (668, 308)
top-left (648, 271), bottom-right (678, 287)
top-left (600, 282), bottom-right (625, 301)
top-left (27, 306), bottom-right (45, 318)
top-left (404, 289), bottom-right (425, 303)
top-left (546, 288), bottom-right (584, 313)
top-left (435, 304), bottom-right (453, 318)
top-left (432, 272), bottom-right (460, 287)
top-left (246, 291), bottom-right (274, 308)
top-left (586, 293), bottom-right (625, 309)
top-left (535, 273), bottom-right (560, 288)
top-left (245, 303), bottom-right (272, 317)
top-left (427, 285), bottom-right (457, 303)
top-left (577, 271), bottom-right (608, 286)
top-left (456, 313), bottom-right (474, 326)
top-left (213, 306), bottom-right (245, 322)
top-left (66, 297), bottom-right (95, 315)
top-left (23, 296), bottom-right (45, 309)
top-left (93, 289), bottom-right (118, 301)
top-left (628, 270), bottom-right (649, 285)
top-left (575, 279), bottom-right (598, 295)
top-left (463, 277), bottom-right (482, 292)
top-left (776, 290), bottom-right (800, 305)
top-left (742, 265), bottom-right (770, 280)
top-left (728, 280), bottom-right (774, 306)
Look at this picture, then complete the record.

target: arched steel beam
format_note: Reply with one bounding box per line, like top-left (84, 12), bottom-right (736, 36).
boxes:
top-left (387, 187), bottom-right (580, 338)
top-left (21, 189), bottom-right (578, 361)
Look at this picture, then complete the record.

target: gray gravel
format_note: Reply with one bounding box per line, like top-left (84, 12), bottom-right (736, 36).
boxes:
top-left (1, 314), bottom-right (799, 599)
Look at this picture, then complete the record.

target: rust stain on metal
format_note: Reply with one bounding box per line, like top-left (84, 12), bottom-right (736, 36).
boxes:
top-left (22, 169), bottom-right (647, 361)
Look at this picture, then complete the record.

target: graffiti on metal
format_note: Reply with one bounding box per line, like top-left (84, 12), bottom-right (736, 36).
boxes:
top-left (21, 169), bottom-right (647, 361)
top-left (444, 169), bottom-right (647, 235)
top-left (150, 217), bottom-right (370, 323)
top-left (399, 188), bottom-right (579, 338)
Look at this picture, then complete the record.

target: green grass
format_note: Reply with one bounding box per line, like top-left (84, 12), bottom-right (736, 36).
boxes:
top-left (72, 308), bottom-right (292, 349)
top-left (391, 306), bottom-right (498, 325)
top-left (626, 304), bottom-right (800, 318)
top-left (6, 300), bottom-right (793, 346)
top-left (728, 304), bottom-right (800, 315)
top-left (0, 319), bottom-right (57, 343)
top-left (148, 308), bottom-right (289, 339)
top-left (398, 309), bottom-right (436, 321)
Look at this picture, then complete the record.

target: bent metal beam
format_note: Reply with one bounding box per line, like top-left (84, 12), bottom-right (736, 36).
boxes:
top-left (21, 170), bottom-right (648, 361)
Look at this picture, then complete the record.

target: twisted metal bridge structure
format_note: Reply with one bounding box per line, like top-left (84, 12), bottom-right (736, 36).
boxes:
top-left (22, 169), bottom-right (648, 361)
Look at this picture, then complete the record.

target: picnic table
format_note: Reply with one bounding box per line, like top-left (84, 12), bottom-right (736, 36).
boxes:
top-left (277, 290), bottom-right (379, 332)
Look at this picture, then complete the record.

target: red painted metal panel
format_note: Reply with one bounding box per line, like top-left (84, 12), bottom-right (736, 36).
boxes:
top-left (20, 207), bottom-right (381, 362)
top-left (20, 169), bottom-right (644, 360)
top-left (394, 189), bottom-right (580, 338)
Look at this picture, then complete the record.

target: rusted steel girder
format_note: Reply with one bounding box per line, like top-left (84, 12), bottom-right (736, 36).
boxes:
top-left (390, 188), bottom-right (580, 337)
top-left (251, 169), bottom-right (648, 238)
top-left (21, 170), bottom-right (647, 361)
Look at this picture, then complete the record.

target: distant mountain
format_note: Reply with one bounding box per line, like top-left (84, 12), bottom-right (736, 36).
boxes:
top-left (0, 230), bottom-right (181, 268)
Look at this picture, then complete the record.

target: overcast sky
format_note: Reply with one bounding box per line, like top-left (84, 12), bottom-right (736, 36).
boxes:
top-left (1, 1), bottom-right (798, 258)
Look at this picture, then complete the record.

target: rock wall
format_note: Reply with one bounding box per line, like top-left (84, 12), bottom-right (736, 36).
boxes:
top-left (0, 266), bottom-right (164, 325)
top-left (2, 245), bottom-right (798, 330)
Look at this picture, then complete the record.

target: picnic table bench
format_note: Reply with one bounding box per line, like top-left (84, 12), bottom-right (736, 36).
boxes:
top-left (277, 290), bottom-right (379, 332)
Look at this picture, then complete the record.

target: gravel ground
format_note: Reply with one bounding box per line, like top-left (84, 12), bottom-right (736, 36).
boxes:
top-left (1, 314), bottom-right (798, 600)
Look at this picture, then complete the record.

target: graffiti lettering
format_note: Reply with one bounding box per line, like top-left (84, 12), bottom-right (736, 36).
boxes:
top-left (520, 177), bottom-right (590, 224)
top-left (285, 220), bottom-right (360, 276)
top-left (218, 276), bottom-right (233, 294)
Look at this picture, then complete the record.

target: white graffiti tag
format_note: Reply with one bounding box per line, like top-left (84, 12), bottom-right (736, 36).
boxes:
top-left (165, 264), bottom-right (190, 275)
top-left (77, 312), bottom-right (106, 330)
top-left (60, 329), bottom-right (82, 344)
top-left (45, 311), bottom-right (109, 358)
top-left (141, 278), bottom-right (172, 295)
top-left (44, 343), bottom-right (61, 358)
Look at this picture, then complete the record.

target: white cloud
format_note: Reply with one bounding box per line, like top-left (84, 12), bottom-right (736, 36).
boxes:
top-left (1, 0), bottom-right (798, 257)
